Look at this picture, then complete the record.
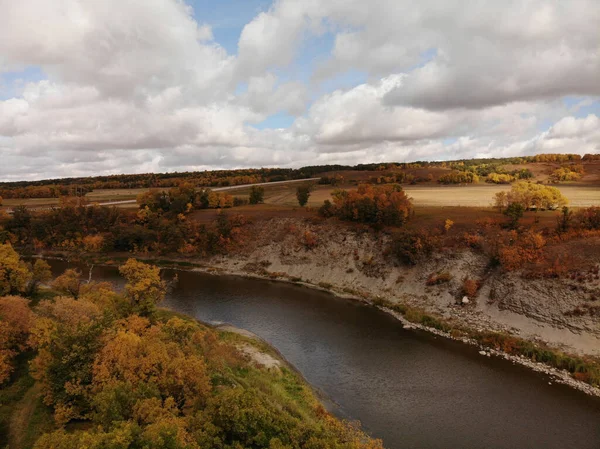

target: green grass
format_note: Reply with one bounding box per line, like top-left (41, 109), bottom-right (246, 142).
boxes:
top-left (158, 308), bottom-right (320, 422)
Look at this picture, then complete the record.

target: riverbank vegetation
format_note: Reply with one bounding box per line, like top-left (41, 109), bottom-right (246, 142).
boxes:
top-left (0, 251), bottom-right (382, 449)
top-left (372, 297), bottom-right (600, 388)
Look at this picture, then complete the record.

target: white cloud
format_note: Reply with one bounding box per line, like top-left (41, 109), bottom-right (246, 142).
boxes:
top-left (240, 73), bottom-right (308, 116)
top-left (238, 0), bottom-right (600, 109)
top-left (547, 115), bottom-right (600, 140)
top-left (0, 0), bottom-right (234, 100)
top-left (0, 0), bottom-right (599, 181)
top-left (295, 75), bottom-right (457, 148)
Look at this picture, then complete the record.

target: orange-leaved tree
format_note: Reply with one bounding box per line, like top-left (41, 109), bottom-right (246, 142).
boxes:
top-left (0, 295), bottom-right (34, 384)
top-left (330, 184), bottom-right (412, 226)
top-left (51, 269), bottom-right (82, 299)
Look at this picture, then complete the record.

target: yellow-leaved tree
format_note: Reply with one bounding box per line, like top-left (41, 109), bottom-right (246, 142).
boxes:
top-left (119, 259), bottom-right (166, 316)
top-left (493, 181), bottom-right (567, 211)
top-left (0, 243), bottom-right (32, 296)
top-left (51, 269), bottom-right (82, 299)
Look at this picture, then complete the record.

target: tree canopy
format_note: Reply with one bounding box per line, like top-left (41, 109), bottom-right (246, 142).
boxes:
top-left (494, 181), bottom-right (568, 211)
top-left (0, 262), bottom-right (384, 449)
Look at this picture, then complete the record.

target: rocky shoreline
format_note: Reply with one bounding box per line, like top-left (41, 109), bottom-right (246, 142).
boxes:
top-left (190, 263), bottom-right (600, 398)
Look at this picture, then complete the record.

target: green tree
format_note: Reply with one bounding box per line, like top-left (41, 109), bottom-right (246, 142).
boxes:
top-left (249, 186), bottom-right (265, 204)
top-left (504, 203), bottom-right (525, 229)
top-left (28, 259), bottom-right (52, 296)
top-left (296, 186), bottom-right (311, 207)
top-left (556, 206), bottom-right (573, 233)
top-left (6, 206), bottom-right (31, 244)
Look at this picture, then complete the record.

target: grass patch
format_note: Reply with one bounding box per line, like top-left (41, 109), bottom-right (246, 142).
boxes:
top-left (19, 394), bottom-right (55, 449)
top-left (425, 271), bottom-right (453, 286)
top-left (472, 330), bottom-right (600, 385)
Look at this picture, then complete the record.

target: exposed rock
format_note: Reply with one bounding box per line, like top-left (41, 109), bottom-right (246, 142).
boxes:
top-left (209, 217), bottom-right (600, 357)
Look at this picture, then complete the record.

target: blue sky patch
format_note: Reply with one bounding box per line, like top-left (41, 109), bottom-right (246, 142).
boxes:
top-left (251, 111), bottom-right (296, 129)
top-left (0, 66), bottom-right (46, 99)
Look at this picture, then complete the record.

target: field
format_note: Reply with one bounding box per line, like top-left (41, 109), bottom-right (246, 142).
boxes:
top-left (403, 185), bottom-right (600, 208)
top-left (85, 188), bottom-right (148, 202)
top-left (1, 177), bottom-right (598, 215)
top-left (1, 198), bottom-right (60, 209)
top-left (245, 183), bottom-right (600, 208)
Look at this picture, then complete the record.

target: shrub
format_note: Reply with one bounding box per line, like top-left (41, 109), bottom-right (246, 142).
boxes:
top-left (549, 165), bottom-right (584, 183)
top-left (486, 173), bottom-right (515, 184)
top-left (296, 185), bottom-right (311, 207)
top-left (503, 202), bottom-right (525, 228)
top-left (438, 171), bottom-right (479, 184)
top-left (577, 207), bottom-right (600, 230)
top-left (249, 186), bottom-right (265, 204)
top-left (462, 278), bottom-right (479, 297)
top-left (426, 272), bottom-right (452, 286)
top-left (444, 219), bottom-right (454, 233)
top-left (233, 196), bottom-right (249, 207)
top-left (318, 200), bottom-right (335, 217)
top-left (300, 231), bottom-right (319, 249)
top-left (330, 184), bottom-right (412, 227)
top-left (390, 229), bottom-right (434, 265)
top-left (495, 230), bottom-right (546, 271)
top-left (512, 168), bottom-right (534, 179)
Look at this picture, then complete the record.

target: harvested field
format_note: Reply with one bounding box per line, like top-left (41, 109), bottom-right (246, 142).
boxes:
top-left (85, 188), bottom-right (150, 202)
top-left (1, 198), bottom-right (60, 210)
top-left (408, 206), bottom-right (560, 233)
top-left (189, 203), bottom-right (315, 224)
top-left (403, 185), bottom-right (600, 208)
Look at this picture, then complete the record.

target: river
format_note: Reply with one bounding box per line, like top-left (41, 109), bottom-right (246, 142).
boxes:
top-left (47, 260), bottom-right (600, 449)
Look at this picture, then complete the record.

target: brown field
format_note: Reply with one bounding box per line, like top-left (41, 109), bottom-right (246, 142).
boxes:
top-left (1, 198), bottom-right (60, 209)
top-left (408, 206), bottom-right (560, 232)
top-left (402, 185), bottom-right (600, 208)
top-left (189, 203), bottom-right (315, 224)
top-left (85, 188), bottom-right (149, 202)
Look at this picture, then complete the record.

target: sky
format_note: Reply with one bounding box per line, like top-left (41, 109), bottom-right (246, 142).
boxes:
top-left (0, 0), bottom-right (599, 181)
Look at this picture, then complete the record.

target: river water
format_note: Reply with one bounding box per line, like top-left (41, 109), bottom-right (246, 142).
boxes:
top-left (47, 260), bottom-right (600, 449)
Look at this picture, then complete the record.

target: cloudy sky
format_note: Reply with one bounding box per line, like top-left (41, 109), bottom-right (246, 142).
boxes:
top-left (0, 0), bottom-right (599, 181)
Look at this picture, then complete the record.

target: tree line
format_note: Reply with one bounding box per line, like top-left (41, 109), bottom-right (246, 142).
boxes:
top-left (2, 153), bottom-right (597, 199)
